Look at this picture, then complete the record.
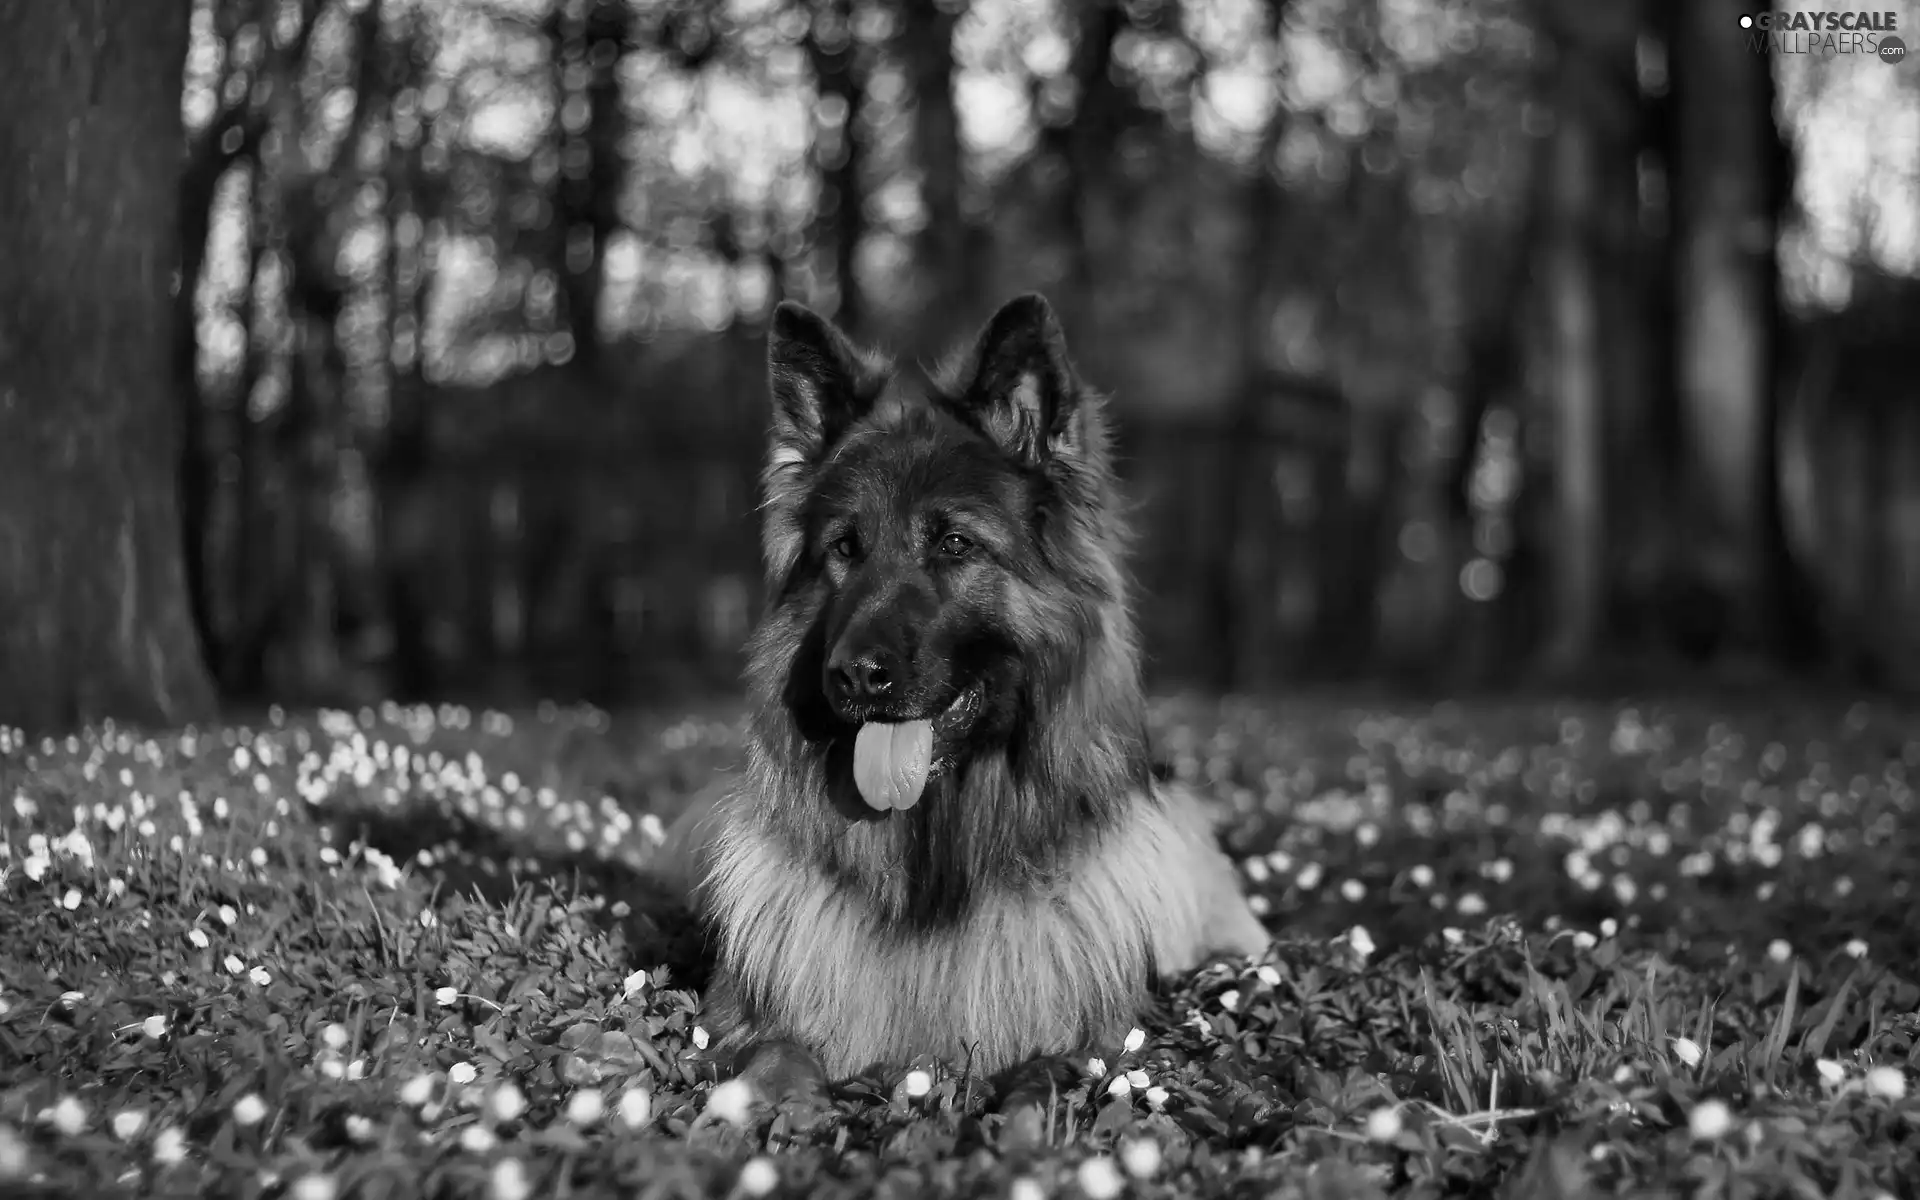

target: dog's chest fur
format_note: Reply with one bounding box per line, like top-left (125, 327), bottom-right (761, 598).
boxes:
top-left (703, 785), bottom-right (1249, 1078)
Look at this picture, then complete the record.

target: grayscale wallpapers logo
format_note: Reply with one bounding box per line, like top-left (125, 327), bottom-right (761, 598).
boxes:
top-left (1737, 10), bottom-right (1906, 62)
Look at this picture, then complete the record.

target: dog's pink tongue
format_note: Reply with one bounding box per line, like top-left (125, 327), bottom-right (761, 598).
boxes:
top-left (851, 720), bottom-right (934, 811)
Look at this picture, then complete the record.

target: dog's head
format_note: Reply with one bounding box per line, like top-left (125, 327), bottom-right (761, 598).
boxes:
top-left (751, 293), bottom-right (1125, 813)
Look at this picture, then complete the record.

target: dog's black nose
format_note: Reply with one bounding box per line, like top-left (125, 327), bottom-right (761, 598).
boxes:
top-left (827, 650), bottom-right (898, 708)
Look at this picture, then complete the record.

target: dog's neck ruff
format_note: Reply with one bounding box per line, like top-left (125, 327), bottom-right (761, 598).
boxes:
top-left (702, 777), bottom-right (1225, 1078)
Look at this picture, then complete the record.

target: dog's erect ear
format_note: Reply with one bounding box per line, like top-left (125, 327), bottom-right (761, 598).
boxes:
top-left (767, 301), bottom-right (882, 466)
top-left (762, 301), bottom-right (887, 581)
top-left (949, 293), bottom-right (1086, 467)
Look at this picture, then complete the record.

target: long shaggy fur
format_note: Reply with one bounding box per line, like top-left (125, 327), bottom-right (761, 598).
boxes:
top-left (672, 293), bottom-right (1270, 1084)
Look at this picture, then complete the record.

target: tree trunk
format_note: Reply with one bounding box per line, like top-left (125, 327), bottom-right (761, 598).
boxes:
top-left (552, 0), bottom-right (629, 375)
top-left (1538, 89), bottom-right (1606, 675)
top-left (901, 1), bottom-right (970, 356)
top-left (807, 0), bottom-right (866, 335)
top-left (1206, 0), bottom-right (1289, 692)
top-left (1039, 0), bottom-right (1123, 336)
top-left (0, 1), bottom-right (218, 731)
top-left (1670, 0), bottom-right (1790, 663)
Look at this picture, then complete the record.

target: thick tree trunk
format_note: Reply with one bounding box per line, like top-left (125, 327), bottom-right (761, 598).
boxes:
top-left (0, 1), bottom-right (218, 732)
top-left (1670, 0), bottom-right (1790, 661)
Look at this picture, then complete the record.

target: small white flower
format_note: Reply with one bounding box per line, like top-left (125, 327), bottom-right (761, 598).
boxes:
top-left (705, 1079), bottom-right (755, 1125)
top-left (141, 1014), bottom-right (168, 1040)
top-left (111, 1109), bottom-right (146, 1140)
top-left (1599, 918), bottom-right (1618, 939)
top-left (1365, 1106), bottom-right (1402, 1141)
top-left (1865, 1066), bottom-right (1907, 1100)
top-left (1143, 1085), bottom-right (1169, 1109)
top-left (233, 1094), bottom-right (267, 1127)
top-left (459, 1125), bottom-right (497, 1153)
top-left (1125, 1068), bottom-right (1149, 1089)
top-left (0, 1123), bottom-right (26, 1179)
top-left (1255, 964), bottom-right (1281, 987)
top-left (434, 986), bottom-right (458, 1007)
top-left (1122, 1027), bottom-right (1145, 1054)
top-left (904, 1070), bottom-right (932, 1098)
top-left (1688, 1099), bottom-right (1734, 1140)
top-left (152, 1126), bottom-right (187, 1165)
top-left (1218, 989), bottom-right (1240, 1012)
top-left (289, 1173), bottom-right (337, 1200)
top-left (399, 1075), bottom-right (435, 1107)
top-left (1409, 864), bottom-right (1435, 888)
top-left (346, 1058), bottom-right (366, 1081)
top-left (49, 1097), bottom-right (87, 1137)
top-left (1347, 926), bottom-right (1377, 959)
top-left (1572, 930), bottom-right (1598, 950)
top-left (447, 1062), bottom-right (477, 1085)
top-left (691, 1025), bottom-right (711, 1051)
top-left (1844, 938), bottom-right (1869, 959)
top-left (1120, 1138), bottom-right (1162, 1179)
top-left (487, 1083), bottom-right (527, 1124)
top-left (58, 990), bottom-right (84, 1010)
top-left (218, 905), bottom-right (238, 926)
top-left (319, 1057), bottom-right (346, 1081)
top-left (1442, 927), bottom-right (1465, 946)
top-left (738, 1156), bottom-right (779, 1197)
top-left (1106, 1074), bottom-right (1132, 1098)
top-left (1008, 1179), bottom-right (1045, 1200)
top-left (188, 929), bottom-right (210, 949)
top-left (1085, 1056), bottom-right (1108, 1078)
top-left (343, 1115), bottom-right (375, 1144)
top-left (1339, 879), bottom-right (1365, 903)
top-left (563, 1091), bottom-right (604, 1126)
top-left (1767, 939), bottom-right (1791, 963)
top-left (61, 888), bottom-right (82, 911)
top-left (321, 1024), bottom-right (349, 1052)
top-left (224, 954), bottom-right (245, 975)
top-left (486, 1156), bottom-right (530, 1200)
top-left (1075, 1156), bottom-right (1124, 1200)
top-left (616, 1088), bottom-right (653, 1129)
top-left (622, 970), bottom-right (649, 998)
top-left (1671, 1037), bottom-right (1703, 1068)
top-left (1816, 1059), bottom-right (1846, 1086)
top-left (249, 966), bottom-right (271, 987)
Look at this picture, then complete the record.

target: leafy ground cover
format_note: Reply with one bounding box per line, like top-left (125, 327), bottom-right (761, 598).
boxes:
top-left (2, 693), bottom-right (1917, 1199)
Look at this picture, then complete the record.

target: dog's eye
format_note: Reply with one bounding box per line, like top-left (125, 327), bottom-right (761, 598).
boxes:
top-left (831, 534), bottom-right (860, 561)
top-left (939, 532), bottom-right (975, 559)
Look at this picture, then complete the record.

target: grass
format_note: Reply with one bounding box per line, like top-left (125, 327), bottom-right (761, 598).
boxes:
top-left (2, 694), bottom-right (1917, 1199)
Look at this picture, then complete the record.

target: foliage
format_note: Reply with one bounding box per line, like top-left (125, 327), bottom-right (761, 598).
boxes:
top-left (2, 696), bottom-right (1916, 1198)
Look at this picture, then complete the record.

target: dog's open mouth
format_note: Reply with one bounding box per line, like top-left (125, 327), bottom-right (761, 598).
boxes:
top-left (848, 685), bottom-right (982, 812)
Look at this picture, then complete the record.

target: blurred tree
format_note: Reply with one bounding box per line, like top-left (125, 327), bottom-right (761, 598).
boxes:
top-left (1208, 0), bottom-right (1288, 691)
top-left (0, 0), bottom-right (217, 729)
top-left (1036, 0), bottom-right (1124, 335)
top-left (899, 0), bottom-right (971, 352)
top-left (549, 0), bottom-right (633, 374)
top-left (1669, 0), bottom-right (1813, 665)
top-left (807, 0), bottom-right (867, 334)
top-left (1534, 3), bottom-right (1641, 674)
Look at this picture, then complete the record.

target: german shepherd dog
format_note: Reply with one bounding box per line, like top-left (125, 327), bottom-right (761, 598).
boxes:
top-left (663, 293), bottom-right (1269, 1103)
